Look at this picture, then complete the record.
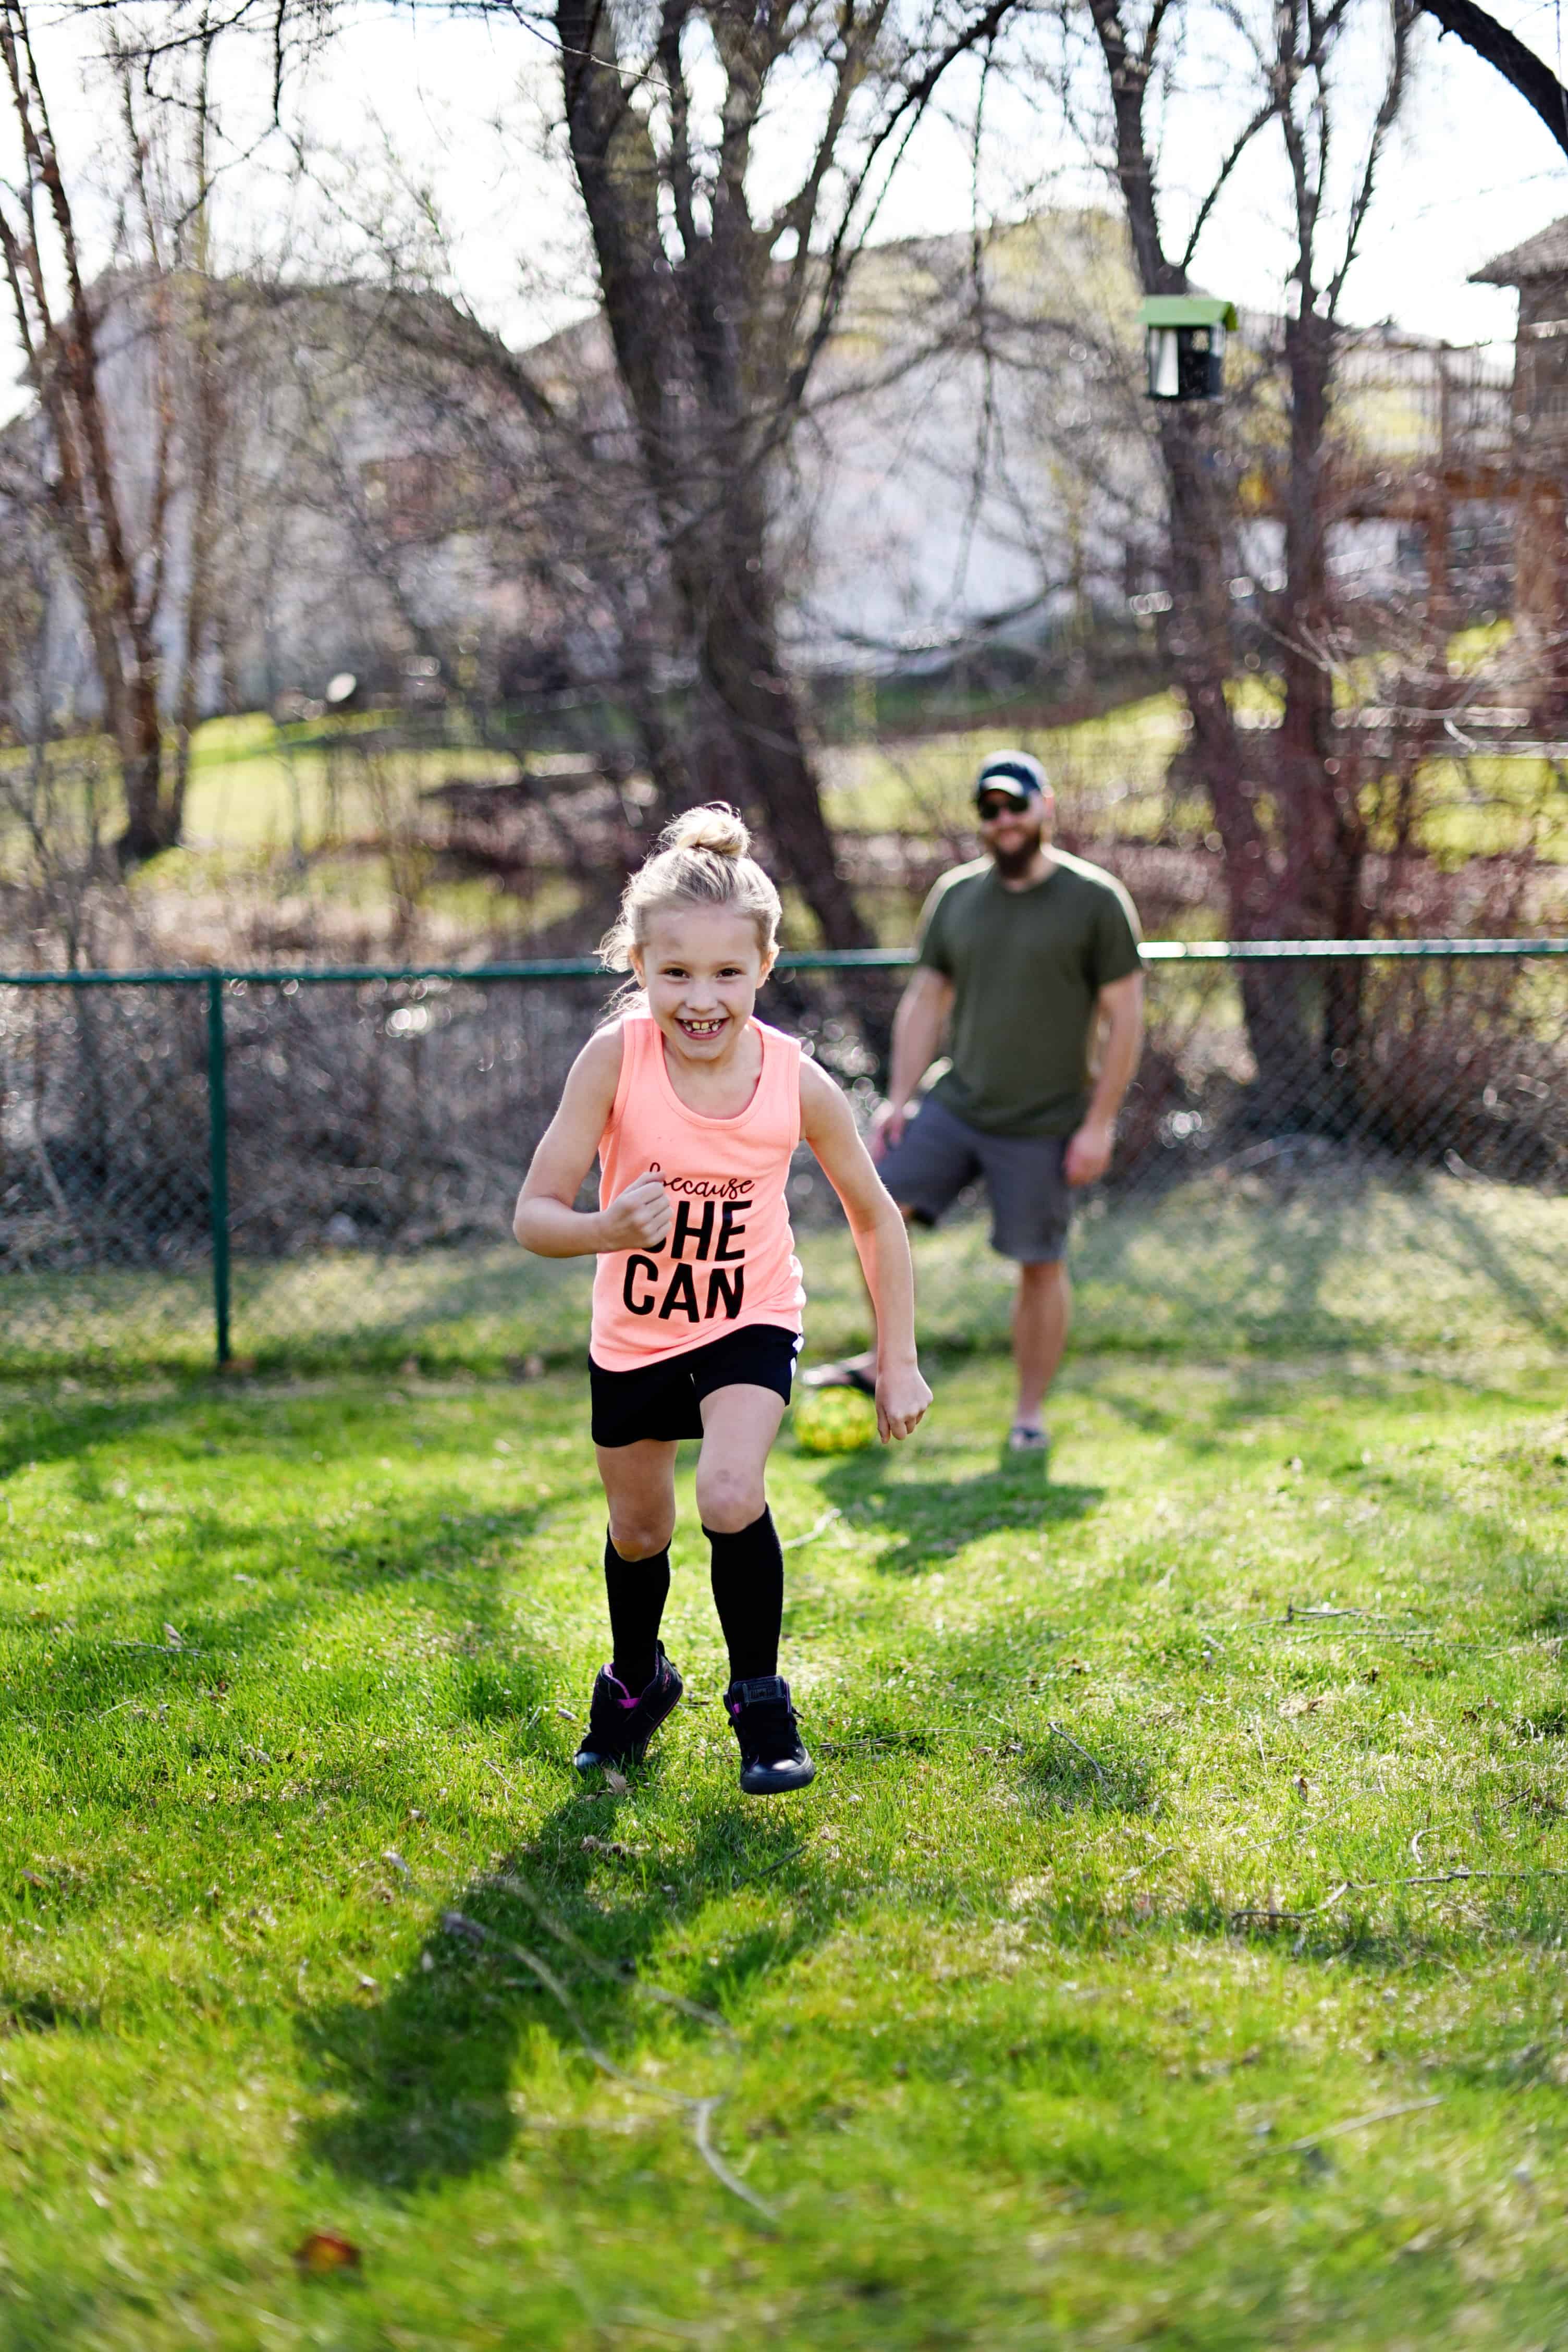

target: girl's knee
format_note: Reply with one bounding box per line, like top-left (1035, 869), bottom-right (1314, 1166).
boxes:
top-left (608, 1513), bottom-right (675, 1562)
top-left (694, 1465), bottom-right (766, 1534)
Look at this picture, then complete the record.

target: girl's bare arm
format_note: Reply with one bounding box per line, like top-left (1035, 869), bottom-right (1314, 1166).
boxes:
top-left (513, 1028), bottom-right (672, 1259)
top-left (799, 1058), bottom-right (930, 1442)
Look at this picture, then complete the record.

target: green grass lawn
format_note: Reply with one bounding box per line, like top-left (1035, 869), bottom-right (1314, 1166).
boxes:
top-left (4, 1349), bottom-right (1568, 2348)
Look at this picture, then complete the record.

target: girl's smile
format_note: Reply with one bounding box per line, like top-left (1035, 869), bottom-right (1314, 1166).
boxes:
top-left (632, 908), bottom-right (775, 1071)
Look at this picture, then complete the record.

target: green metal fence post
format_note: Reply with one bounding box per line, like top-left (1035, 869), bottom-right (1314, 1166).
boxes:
top-left (205, 973), bottom-right (231, 1368)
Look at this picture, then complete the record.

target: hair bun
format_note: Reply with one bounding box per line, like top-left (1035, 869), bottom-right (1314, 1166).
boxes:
top-left (660, 802), bottom-right (750, 861)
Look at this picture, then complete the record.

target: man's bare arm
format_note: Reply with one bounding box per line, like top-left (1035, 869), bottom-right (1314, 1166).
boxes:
top-left (871, 966), bottom-right (954, 1159)
top-left (1064, 971), bottom-right (1145, 1189)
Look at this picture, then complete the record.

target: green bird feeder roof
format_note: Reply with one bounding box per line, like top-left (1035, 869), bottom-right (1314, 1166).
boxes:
top-left (1138, 295), bottom-right (1238, 329)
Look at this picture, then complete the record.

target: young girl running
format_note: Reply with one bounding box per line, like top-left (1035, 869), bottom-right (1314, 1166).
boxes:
top-left (514, 804), bottom-right (930, 1796)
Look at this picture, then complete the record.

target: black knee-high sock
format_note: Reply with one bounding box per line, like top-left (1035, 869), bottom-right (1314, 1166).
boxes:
top-left (604, 1533), bottom-right (670, 1693)
top-left (705, 1507), bottom-right (784, 1685)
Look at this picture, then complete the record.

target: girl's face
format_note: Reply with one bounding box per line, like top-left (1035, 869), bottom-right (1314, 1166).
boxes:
top-left (631, 906), bottom-right (774, 1060)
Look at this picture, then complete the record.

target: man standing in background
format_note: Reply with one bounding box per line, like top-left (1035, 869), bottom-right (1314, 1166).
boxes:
top-left (807, 751), bottom-right (1144, 1459)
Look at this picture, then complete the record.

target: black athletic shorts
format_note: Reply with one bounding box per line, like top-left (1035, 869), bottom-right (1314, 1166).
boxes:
top-left (876, 1093), bottom-right (1074, 1263)
top-left (589, 1324), bottom-right (802, 1448)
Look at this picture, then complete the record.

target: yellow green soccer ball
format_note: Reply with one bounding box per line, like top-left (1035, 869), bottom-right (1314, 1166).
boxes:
top-left (793, 1383), bottom-right (878, 1455)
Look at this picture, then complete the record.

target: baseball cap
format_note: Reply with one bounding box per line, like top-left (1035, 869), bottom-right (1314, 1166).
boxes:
top-left (974, 751), bottom-right (1048, 810)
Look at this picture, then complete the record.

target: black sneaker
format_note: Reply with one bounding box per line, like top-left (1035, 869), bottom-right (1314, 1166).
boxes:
top-left (573, 1645), bottom-right (683, 1772)
top-left (724, 1674), bottom-right (815, 1796)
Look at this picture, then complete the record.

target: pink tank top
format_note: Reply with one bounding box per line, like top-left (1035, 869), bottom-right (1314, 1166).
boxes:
top-left (590, 1009), bottom-right (806, 1371)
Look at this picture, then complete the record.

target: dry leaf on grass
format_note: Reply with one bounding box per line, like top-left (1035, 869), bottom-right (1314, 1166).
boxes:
top-left (294, 2230), bottom-right (361, 2275)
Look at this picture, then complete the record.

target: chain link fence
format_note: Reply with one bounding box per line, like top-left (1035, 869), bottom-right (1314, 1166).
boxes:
top-left (1, 942), bottom-right (1565, 1376)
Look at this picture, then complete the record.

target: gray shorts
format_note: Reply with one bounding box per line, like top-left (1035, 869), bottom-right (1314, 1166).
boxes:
top-left (876, 1094), bottom-right (1072, 1264)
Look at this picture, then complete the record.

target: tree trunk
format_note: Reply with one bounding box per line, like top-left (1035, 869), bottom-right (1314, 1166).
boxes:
top-left (555, 0), bottom-right (872, 950)
top-left (697, 565), bottom-right (866, 948)
top-left (1155, 404), bottom-right (1316, 1102)
top-left (1276, 305), bottom-right (1368, 1126)
top-left (116, 662), bottom-right (176, 868)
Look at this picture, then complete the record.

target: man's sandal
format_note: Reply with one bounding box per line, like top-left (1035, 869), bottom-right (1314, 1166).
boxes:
top-left (801, 1361), bottom-right (877, 1395)
top-left (1007, 1424), bottom-right (1050, 1456)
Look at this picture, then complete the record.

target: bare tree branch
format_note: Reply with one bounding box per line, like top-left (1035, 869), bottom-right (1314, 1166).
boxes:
top-left (1181, 93), bottom-right (1282, 272)
top-left (1419, 0), bottom-right (1568, 155)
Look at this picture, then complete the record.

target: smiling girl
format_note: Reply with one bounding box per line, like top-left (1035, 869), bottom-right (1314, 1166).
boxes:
top-left (513, 804), bottom-right (930, 1796)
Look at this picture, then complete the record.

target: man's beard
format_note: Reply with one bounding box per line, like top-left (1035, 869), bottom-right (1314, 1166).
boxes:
top-left (990, 832), bottom-right (1042, 880)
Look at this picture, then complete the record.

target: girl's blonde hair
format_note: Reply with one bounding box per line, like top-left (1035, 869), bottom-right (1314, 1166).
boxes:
top-left (599, 802), bottom-right (782, 973)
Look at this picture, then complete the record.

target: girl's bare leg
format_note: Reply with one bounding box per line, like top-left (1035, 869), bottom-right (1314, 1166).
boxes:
top-left (591, 1439), bottom-right (679, 1699)
top-left (595, 1439), bottom-right (678, 1560)
top-left (694, 1385), bottom-right (786, 1530)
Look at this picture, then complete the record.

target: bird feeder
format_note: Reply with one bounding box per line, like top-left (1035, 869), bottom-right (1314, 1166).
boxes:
top-left (1139, 295), bottom-right (1238, 401)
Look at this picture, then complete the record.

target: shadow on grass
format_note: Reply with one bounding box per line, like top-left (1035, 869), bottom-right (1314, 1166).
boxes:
top-left (1070, 1177), bottom-right (1387, 1354)
top-left (0, 1381), bottom-right (218, 1485)
top-left (1420, 1186), bottom-right (1568, 1349)
top-left (298, 1783), bottom-right (833, 2192)
top-left (0, 1487), bottom-right (568, 1740)
top-left (1021, 1726), bottom-right (1154, 1815)
top-left (813, 1450), bottom-right (1102, 1577)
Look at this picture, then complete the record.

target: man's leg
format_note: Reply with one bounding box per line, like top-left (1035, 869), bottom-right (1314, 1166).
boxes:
top-left (1012, 1259), bottom-right (1071, 1434)
top-left (981, 1130), bottom-right (1074, 1446)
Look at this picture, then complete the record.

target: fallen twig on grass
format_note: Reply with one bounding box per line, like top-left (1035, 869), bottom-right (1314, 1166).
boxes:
top-left (729, 1833), bottom-right (820, 1893)
top-left (1199, 1613), bottom-right (1495, 1648)
top-left (780, 1509), bottom-right (841, 1552)
top-left (365, 1822), bottom-right (770, 2224)
top-left (1401, 1863), bottom-right (1565, 1892)
top-left (92, 1638), bottom-right (219, 1658)
top-left (598, 2305), bottom-right (714, 2344)
top-left (1043, 1721), bottom-right (1111, 1795)
top-left (691, 2094), bottom-right (768, 2217)
top-left (442, 1903), bottom-right (772, 2222)
top-left (484, 1870), bottom-right (730, 2036)
top-left (1232, 1862), bottom-right (1568, 1930)
top-left (1284, 2094), bottom-right (1443, 2153)
top-left (1232, 1882), bottom-right (1352, 1928)
top-left (1116, 1845), bottom-right (1174, 1883)
top-left (815, 1728), bottom-right (945, 1755)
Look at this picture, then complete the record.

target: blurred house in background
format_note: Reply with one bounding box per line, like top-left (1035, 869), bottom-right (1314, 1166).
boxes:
top-left (0, 216), bottom-right (1553, 735)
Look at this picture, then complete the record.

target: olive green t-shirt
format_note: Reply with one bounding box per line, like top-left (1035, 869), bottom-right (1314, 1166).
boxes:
top-left (916, 851), bottom-right (1142, 1137)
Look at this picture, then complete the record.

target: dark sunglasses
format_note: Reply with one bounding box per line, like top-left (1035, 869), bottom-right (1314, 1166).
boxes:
top-left (976, 793), bottom-right (1031, 820)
